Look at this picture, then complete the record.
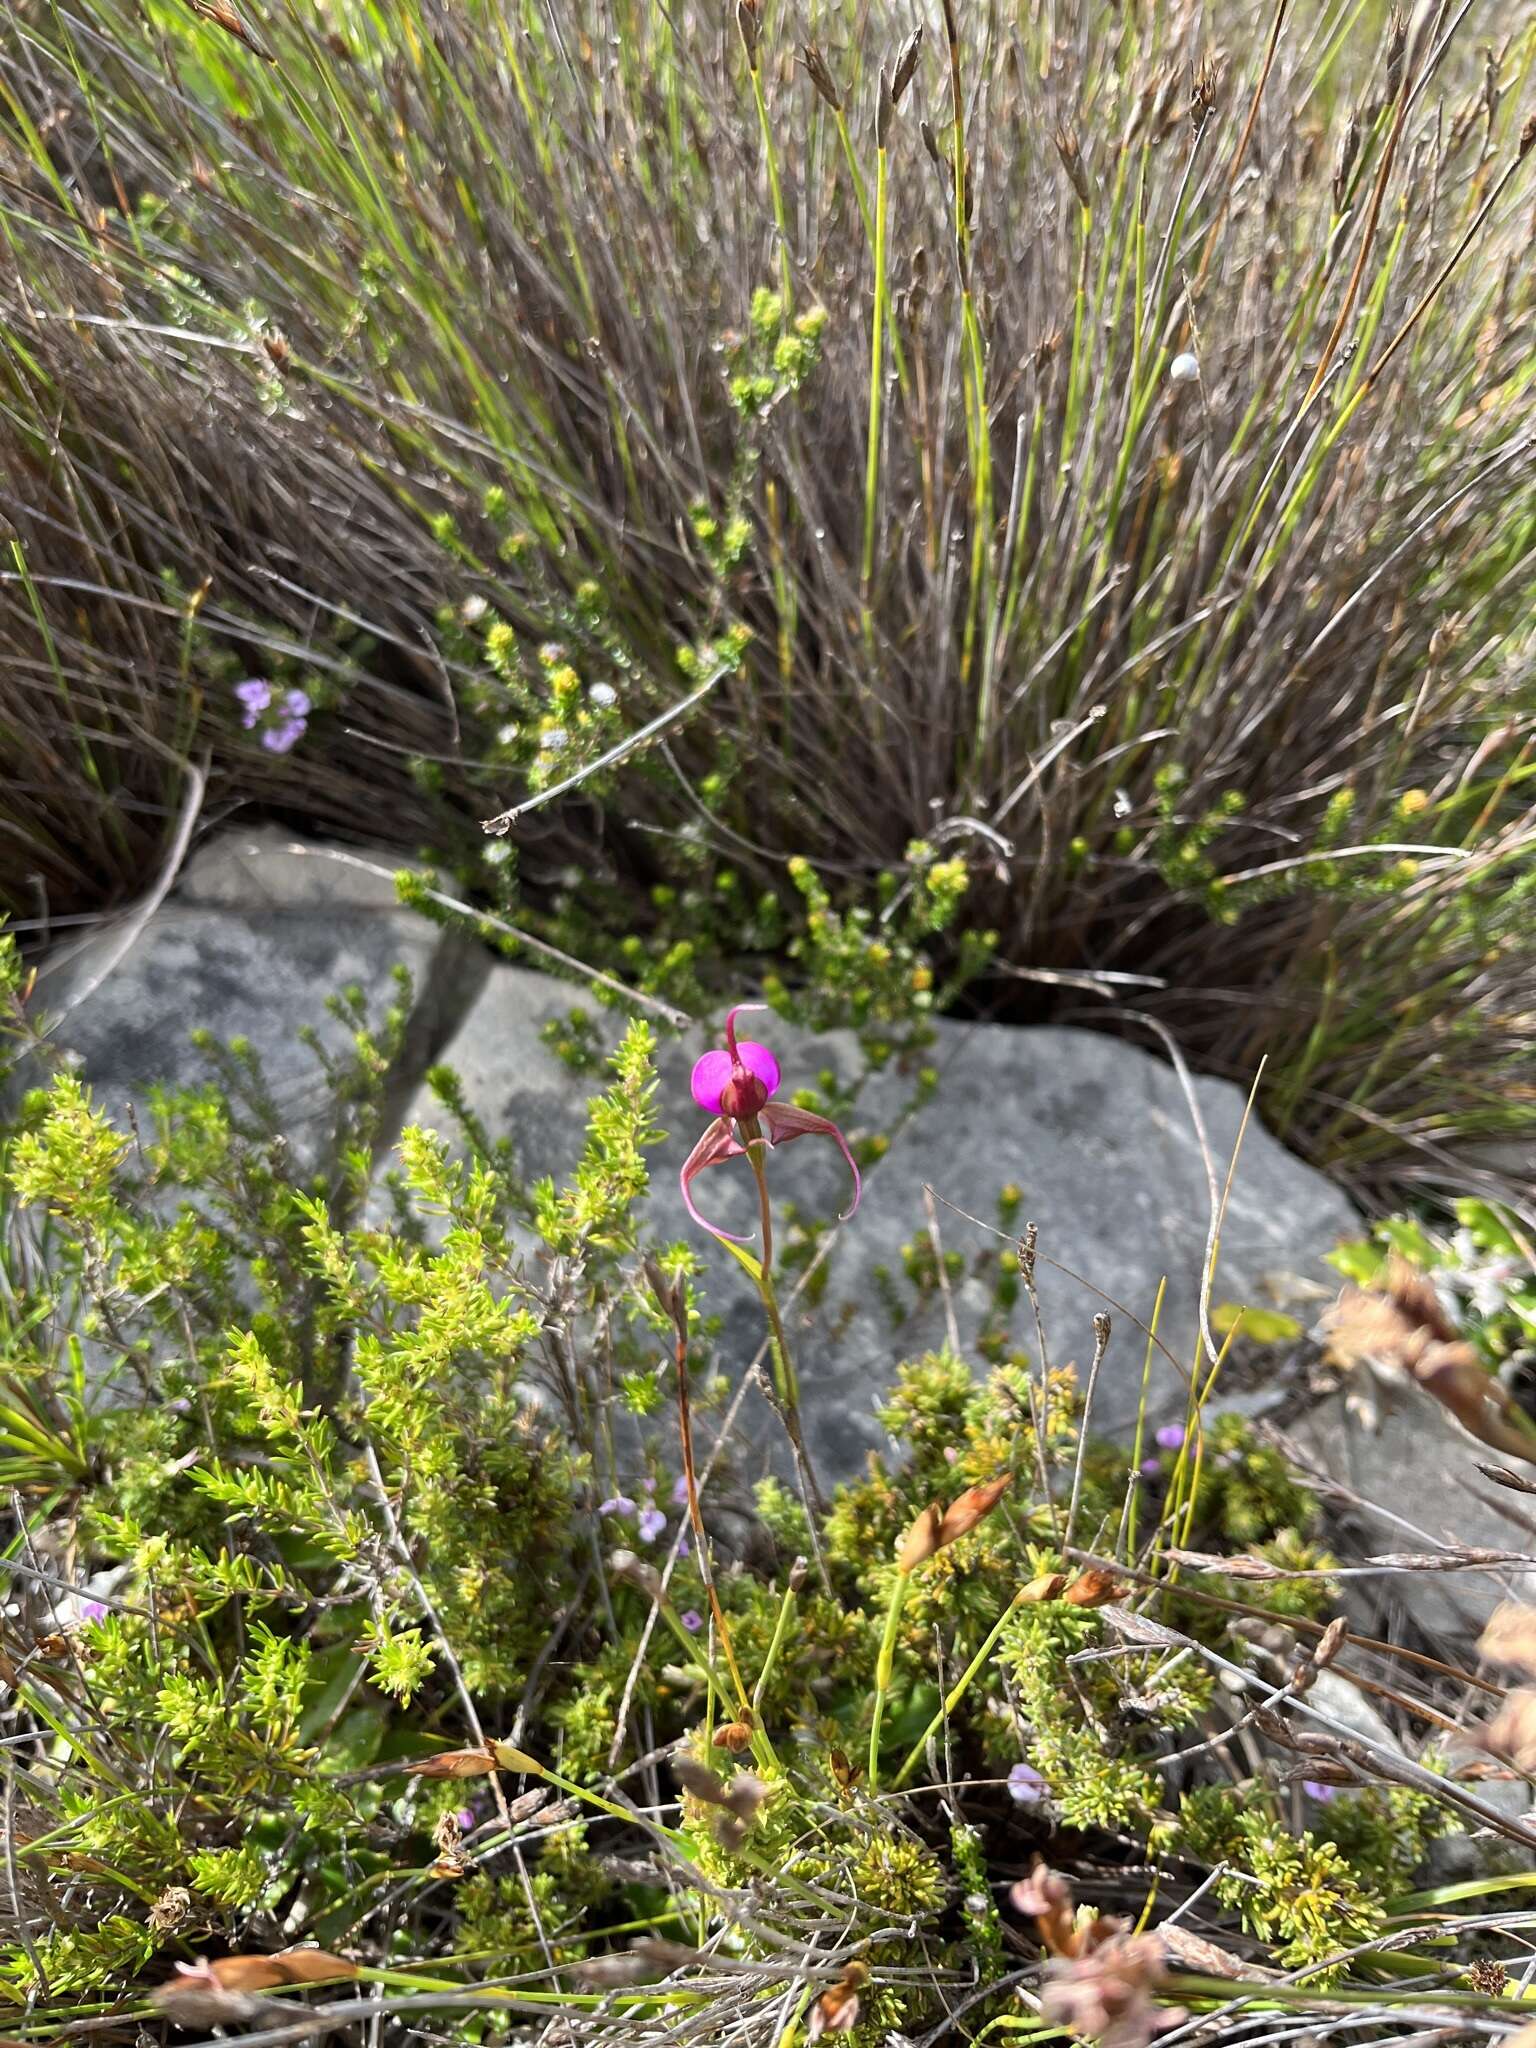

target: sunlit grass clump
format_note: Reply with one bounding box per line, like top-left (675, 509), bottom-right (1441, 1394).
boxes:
top-left (2, 0), bottom-right (1534, 1204)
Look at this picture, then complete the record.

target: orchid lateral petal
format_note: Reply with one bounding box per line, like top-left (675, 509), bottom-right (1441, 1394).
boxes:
top-left (759, 1103), bottom-right (863, 1219)
top-left (679, 1117), bottom-right (753, 1243)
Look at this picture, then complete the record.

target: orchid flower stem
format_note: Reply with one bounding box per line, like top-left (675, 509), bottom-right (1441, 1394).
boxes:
top-left (867, 1564), bottom-right (911, 1792)
top-left (672, 1315), bottom-right (752, 1721)
top-left (746, 1143), bottom-right (827, 1532)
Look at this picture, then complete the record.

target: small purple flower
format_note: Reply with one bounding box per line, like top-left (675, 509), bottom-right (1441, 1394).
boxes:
top-left (1007, 1761), bottom-right (1047, 1805)
top-left (234, 677), bottom-right (273, 728)
top-left (239, 679), bottom-right (310, 753)
top-left (261, 715), bottom-right (308, 754)
top-left (677, 1527), bottom-right (692, 1558)
top-left (1154, 1424), bottom-right (1186, 1453)
top-left (1139, 1457), bottom-right (1162, 1478)
top-left (680, 1609), bottom-right (704, 1634)
top-left (79, 1600), bottom-right (108, 1626)
top-left (599, 1495), bottom-right (637, 1518)
top-left (671, 1475), bottom-right (691, 1506)
top-left (681, 1005), bottom-right (861, 1246)
top-left (1301, 1779), bottom-right (1338, 1804)
top-left (637, 1506), bottom-right (667, 1544)
top-left (454, 1806), bottom-right (477, 1831)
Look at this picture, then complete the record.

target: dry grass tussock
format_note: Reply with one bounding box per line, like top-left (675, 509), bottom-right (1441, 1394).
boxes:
top-left (0, 0), bottom-right (1534, 1203)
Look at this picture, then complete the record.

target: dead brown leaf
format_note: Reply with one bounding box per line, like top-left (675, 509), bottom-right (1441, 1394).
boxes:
top-left (1478, 1601), bottom-right (1536, 1680)
top-left (403, 1746), bottom-right (497, 1780)
top-left (1476, 1688), bottom-right (1536, 1772)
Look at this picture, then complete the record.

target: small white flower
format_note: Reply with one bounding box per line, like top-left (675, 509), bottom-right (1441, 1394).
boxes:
top-left (484, 841), bottom-right (512, 867)
top-left (460, 595), bottom-right (488, 625)
top-left (589, 681), bottom-right (618, 708)
top-left (1169, 351), bottom-right (1200, 385)
top-left (1470, 1272), bottom-right (1507, 1318)
top-left (542, 726), bottom-right (568, 751)
top-left (497, 722), bottom-right (520, 745)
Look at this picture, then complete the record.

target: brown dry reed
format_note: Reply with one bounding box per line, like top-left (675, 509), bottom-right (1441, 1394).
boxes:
top-left (1, 0), bottom-right (1534, 1207)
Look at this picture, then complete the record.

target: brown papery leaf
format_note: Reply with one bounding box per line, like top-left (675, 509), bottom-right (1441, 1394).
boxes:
top-left (1017, 1571), bottom-right (1068, 1604)
top-left (1417, 1348), bottom-right (1536, 1466)
top-left (1479, 1601), bottom-right (1536, 1680)
top-left (896, 1503), bottom-right (943, 1572)
top-left (1061, 1568), bottom-right (1124, 1607)
top-left (187, 0), bottom-right (274, 60)
top-left (1476, 1688), bottom-right (1536, 1773)
top-left (935, 1472), bottom-right (1012, 1550)
top-left (403, 1746), bottom-right (496, 1780)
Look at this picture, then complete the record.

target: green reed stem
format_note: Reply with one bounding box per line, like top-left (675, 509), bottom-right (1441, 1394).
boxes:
top-left (867, 1564), bottom-right (910, 1791)
top-left (891, 1585), bottom-right (1024, 1789)
top-left (749, 62), bottom-right (794, 314)
top-left (862, 144), bottom-right (890, 617)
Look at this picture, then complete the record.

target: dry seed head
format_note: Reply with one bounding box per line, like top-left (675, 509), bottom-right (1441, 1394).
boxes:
top-left (609, 1548), bottom-right (663, 1601)
top-left (712, 1811), bottom-right (751, 1853)
top-left (736, 0), bottom-right (760, 69)
top-left (920, 119), bottom-right (944, 170)
top-left (934, 1472), bottom-right (1012, 1547)
top-left (1312, 1614), bottom-right (1348, 1670)
top-left (1190, 55), bottom-right (1219, 128)
top-left (787, 1554), bottom-right (810, 1592)
top-left (800, 42), bottom-right (841, 112)
top-left (1061, 1567), bottom-right (1123, 1608)
top-left (876, 66), bottom-right (895, 150)
top-left (404, 1745), bottom-right (498, 1780)
top-left (722, 1771), bottom-right (772, 1820)
top-left (891, 26), bottom-right (923, 106)
top-left (1018, 1570), bottom-right (1068, 1603)
top-left (1386, 9), bottom-right (1408, 102)
top-left (711, 1718), bottom-right (754, 1754)
top-left (1333, 115), bottom-right (1361, 212)
top-left (1053, 124), bottom-right (1092, 209)
top-left (671, 1755), bottom-right (730, 1806)
top-left (1286, 1759), bottom-right (1353, 1787)
top-left (1522, 113), bottom-right (1536, 161)
top-left (897, 1501), bottom-right (943, 1571)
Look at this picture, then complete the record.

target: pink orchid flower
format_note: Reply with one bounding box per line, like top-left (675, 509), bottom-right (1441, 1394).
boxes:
top-left (680, 1004), bottom-right (861, 1245)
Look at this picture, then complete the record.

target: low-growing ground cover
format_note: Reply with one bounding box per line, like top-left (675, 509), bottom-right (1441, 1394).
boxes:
top-left (0, 961), bottom-right (1533, 2045)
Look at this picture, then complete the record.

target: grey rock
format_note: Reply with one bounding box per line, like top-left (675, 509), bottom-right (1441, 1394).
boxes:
top-left (396, 966), bottom-right (1359, 1482)
top-left (1290, 1381), bottom-right (1536, 1640)
top-left (30, 829), bottom-right (476, 1164)
top-left (1305, 1669), bottom-right (1403, 1755)
top-left (33, 826), bottom-right (1359, 1490)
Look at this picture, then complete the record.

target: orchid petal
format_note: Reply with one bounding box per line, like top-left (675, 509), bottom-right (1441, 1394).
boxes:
top-left (679, 1117), bottom-right (753, 1242)
top-left (759, 1103), bottom-right (862, 1219)
top-left (690, 1049), bottom-right (734, 1115)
